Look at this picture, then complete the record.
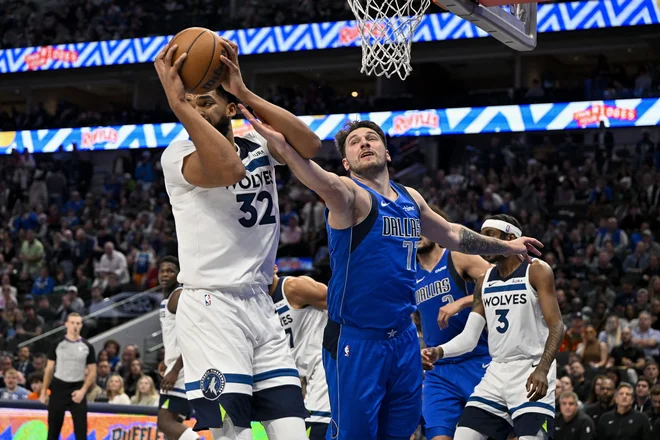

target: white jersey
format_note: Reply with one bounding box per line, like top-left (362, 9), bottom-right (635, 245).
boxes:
top-left (160, 288), bottom-right (186, 398)
top-left (161, 131), bottom-right (281, 290)
top-left (481, 260), bottom-right (548, 363)
top-left (272, 276), bottom-right (327, 377)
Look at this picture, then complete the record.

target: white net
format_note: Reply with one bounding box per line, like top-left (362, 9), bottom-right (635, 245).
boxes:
top-left (347, 0), bottom-right (431, 80)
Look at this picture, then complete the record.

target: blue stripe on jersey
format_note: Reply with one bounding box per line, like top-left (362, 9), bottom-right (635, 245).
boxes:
top-left (484, 283), bottom-right (526, 294)
top-left (253, 368), bottom-right (299, 382)
top-left (185, 374), bottom-right (253, 389)
top-left (160, 304), bottom-right (166, 308)
top-left (276, 305), bottom-right (289, 314)
top-left (310, 410), bottom-right (332, 417)
top-left (416, 250), bottom-right (489, 362)
top-left (468, 396), bottom-right (508, 413)
top-left (510, 401), bottom-right (555, 415)
top-left (326, 180), bottom-right (421, 330)
top-left (172, 387), bottom-right (186, 394)
top-left (245, 156), bottom-right (270, 173)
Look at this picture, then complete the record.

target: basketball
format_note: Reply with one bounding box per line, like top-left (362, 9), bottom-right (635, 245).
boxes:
top-left (170, 27), bottom-right (226, 94)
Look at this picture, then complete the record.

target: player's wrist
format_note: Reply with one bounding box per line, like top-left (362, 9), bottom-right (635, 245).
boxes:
top-left (233, 85), bottom-right (251, 102)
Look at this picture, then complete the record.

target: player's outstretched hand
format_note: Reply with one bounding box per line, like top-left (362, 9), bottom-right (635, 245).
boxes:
top-left (507, 237), bottom-right (543, 263)
top-left (217, 37), bottom-right (248, 99)
top-left (239, 104), bottom-right (289, 155)
top-left (525, 368), bottom-right (548, 401)
top-left (154, 44), bottom-right (187, 107)
top-left (421, 347), bottom-right (443, 370)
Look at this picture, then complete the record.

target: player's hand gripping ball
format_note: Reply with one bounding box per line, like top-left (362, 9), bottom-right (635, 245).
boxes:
top-left (169, 27), bottom-right (227, 94)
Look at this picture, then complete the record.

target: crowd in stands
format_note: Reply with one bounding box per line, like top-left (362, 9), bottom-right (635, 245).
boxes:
top-left (0, 125), bottom-right (658, 436)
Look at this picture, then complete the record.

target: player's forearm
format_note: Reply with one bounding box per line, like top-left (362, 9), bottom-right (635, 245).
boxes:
top-left (81, 370), bottom-right (96, 393)
top-left (171, 355), bottom-right (184, 374)
top-left (42, 368), bottom-right (53, 394)
top-left (536, 321), bottom-right (565, 373)
top-left (171, 102), bottom-right (245, 183)
top-left (238, 89), bottom-right (321, 159)
top-left (439, 312), bottom-right (485, 358)
top-left (455, 295), bottom-right (473, 311)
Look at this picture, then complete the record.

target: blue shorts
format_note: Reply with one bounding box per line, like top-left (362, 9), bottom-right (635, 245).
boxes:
top-left (322, 319), bottom-right (423, 440)
top-left (159, 394), bottom-right (192, 418)
top-left (422, 355), bottom-right (490, 439)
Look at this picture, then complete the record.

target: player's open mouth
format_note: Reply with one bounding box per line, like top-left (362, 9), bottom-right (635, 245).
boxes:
top-left (360, 151), bottom-right (375, 158)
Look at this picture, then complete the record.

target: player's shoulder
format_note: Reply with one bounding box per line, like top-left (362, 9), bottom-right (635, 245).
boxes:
top-left (529, 258), bottom-right (553, 275)
top-left (162, 139), bottom-right (195, 161)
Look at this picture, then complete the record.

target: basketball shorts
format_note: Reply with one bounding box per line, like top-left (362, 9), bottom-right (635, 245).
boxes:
top-left (422, 354), bottom-right (490, 439)
top-left (177, 286), bottom-right (308, 431)
top-left (305, 356), bottom-right (331, 426)
top-left (159, 394), bottom-right (192, 419)
top-left (322, 318), bottom-right (423, 440)
top-left (459, 358), bottom-right (556, 440)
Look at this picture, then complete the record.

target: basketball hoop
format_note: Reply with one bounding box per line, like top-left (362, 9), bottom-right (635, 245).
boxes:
top-left (347, 0), bottom-right (431, 81)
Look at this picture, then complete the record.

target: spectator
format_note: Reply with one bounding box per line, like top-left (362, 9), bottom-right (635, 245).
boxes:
top-left (26, 372), bottom-right (48, 400)
top-left (65, 286), bottom-right (86, 315)
top-left (104, 373), bottom-right (130, 405)
top-left (14, 346), bottom-right (33, 377)
top-left (124, 359), bottom-right (144, 397)
top-left (36, 296), bottom-right (57, 323)
top-left (562, 313), bottom-right (585, 353)
top-left (133, 240), bottom-right (155, 288)
top-left (576, 325), bottom-right (608, 370)
top-left (622, 241), bottom-right (650, 276)
top-left (0, 284), bottom-right (17, 310)
top-left (19, 229), bottom-right (45, 279)
top-left (555, 391), bottom-right (596, 440)
top-left (585, 377), bottom-right (616, 425)
top-left (608, 326), bottom-right (646, 384)
top-left (570, 361), bottom-right (592, 403)
top-left (642, 254), bottom-right (660, 282)
top-left (32, 353), bottom-right (47, 375)
top-left (84, 367), bottom-right (104, 402)
top-left (96, 360), bottom-right (111, 390)
top-left (102, 340), bottom-right (121, 371)
top-left (31, 266), bottom-right (55, 296)
top-left (596, 382), bottom-right (653, 440)
top-left (634, 376), bottom-right (652, 413)
top-left (598, 315), bottom-right (622, 349)
top-left (647, 384), bottom-right (660, 425)
top-left (17, 305), bottom-right (45, 341)
top-left (595, 217), bottom-right (629, 256)
top-left (0, 368), bottom-right (28, 400)
top-left (95, 242), bottom-right (130, 287)
top-left (644, 361), bottom-right (659, 387)
top-left (116, 344), bottom-right (139, 377)
top-left (632, 311), bottom-right (660, 360)
top-left (130, 375), bottom-right (159, 406)
top-left (560, 376), bottom-right (584, 409)
top-left (586, 374), bottom-right (606, 405)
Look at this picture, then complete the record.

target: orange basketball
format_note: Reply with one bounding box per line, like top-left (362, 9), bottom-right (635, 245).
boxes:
top-left (169, 27), bottom-right (226, 95)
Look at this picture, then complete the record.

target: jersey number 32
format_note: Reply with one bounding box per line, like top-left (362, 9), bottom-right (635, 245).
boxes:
top-left (236, 192), bottom-right (277, 228)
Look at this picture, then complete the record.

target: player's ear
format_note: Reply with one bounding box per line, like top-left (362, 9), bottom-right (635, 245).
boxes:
top-left (226, 102), bottom-right (237, 118)
top-left (342, 157), bottom-right (350, 172)
top-left (385, 149), bottom-right (391, 163)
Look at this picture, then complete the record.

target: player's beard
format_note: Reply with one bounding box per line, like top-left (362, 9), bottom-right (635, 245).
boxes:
top-left (349, 155), bottom-right (387, 180)
top-left (417, 240), bottom-right (436, 255)
top-left (213, 114), bottom-right (232, 136)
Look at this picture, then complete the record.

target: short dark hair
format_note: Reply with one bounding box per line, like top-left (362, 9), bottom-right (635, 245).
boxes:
top-left (637, 376), bottom-right (651, 387)
top-left (429, 205), bottom-right (451, 222)
top-left (651, 384), bottom-right (660, 396)
top-left (28, 372), bottom-right (43, 384)
top-left (103, 339), bottom-right (120, 352)
top-left (334, 120), bottom-right (387, 159)
top-left (158, 256), bottom-right (180, 269)
top-left (214, 86), bottom-right (238, 106)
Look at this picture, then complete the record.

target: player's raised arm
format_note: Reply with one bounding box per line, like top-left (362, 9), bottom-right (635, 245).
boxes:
top-left (155, 44), bottom-right (245, 188)
top-left (285, 276), bottom-right (328, 310)
top-left (421, 276), bottom-right (487, 370)
top-left (526, 260), bottom-right (565, 402)
top-left (216, 38), bottom-right (321, 161)
top-left (239, 105), bottom-right (355, 216)
top-left (407, 188), bottom-right (543, 261)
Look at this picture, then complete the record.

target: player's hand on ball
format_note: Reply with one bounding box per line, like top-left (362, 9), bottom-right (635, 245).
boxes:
top-left (154, 43), bottom-right (188, 107)
top-left (217, 37), bottom-right (248, 99)
top-left (239, 104), bottom-right (288, 153)
top-left (525, 368), bottom-right (548, 401)
top-left (421, 347), bottom-right (443, 370)
top-left (508, 237), bottom-right (543, 263)
top-left (437, 301), bottom-right (461, 329)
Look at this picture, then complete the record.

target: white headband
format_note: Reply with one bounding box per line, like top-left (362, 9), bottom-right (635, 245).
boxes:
top-left (481, 219), bottom-right (522, 238)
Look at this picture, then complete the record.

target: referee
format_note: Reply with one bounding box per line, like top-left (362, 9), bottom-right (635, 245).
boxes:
top-left (40, 312), bottom-right (97, 440)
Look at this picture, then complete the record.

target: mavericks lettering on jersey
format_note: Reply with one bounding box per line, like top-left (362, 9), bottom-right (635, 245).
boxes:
top-left (382, 217), bottom-right (421, 238)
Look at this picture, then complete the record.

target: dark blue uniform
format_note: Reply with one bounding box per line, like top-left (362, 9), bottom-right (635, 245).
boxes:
top-left (322, 180), bottom-right (423, 440)
top-left (416, 251), bottom-right (491, 438)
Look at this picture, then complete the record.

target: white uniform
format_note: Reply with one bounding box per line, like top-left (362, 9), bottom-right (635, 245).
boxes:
top-left (272, 276), bottom-right (331, 425)
top-left (159, 289), bottom-right (186, 400)
top-left (161, 132), bottom-right (301, 419)
top-left (465, 260), bottom-right (556, 424)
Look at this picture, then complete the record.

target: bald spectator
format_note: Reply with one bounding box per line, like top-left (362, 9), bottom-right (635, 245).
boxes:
top-left (95, 242), bottom-right (129, 287)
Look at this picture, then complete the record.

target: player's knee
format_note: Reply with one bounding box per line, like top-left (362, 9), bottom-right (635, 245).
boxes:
top-left (262, 417), bottom-right (308, 440)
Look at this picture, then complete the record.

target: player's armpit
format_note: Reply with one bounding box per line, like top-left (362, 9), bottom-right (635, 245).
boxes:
top-left (285, 276), bottom-right (328, 310)
top-left (530, 260), bottom-right (565, 374)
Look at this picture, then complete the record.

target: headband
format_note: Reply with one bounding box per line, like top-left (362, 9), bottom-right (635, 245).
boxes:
top-left (481, 219), bottom-right (522, 238)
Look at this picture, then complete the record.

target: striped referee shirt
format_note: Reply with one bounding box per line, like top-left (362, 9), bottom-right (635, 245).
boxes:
top-left (48, 336), bottom-right (95, 383)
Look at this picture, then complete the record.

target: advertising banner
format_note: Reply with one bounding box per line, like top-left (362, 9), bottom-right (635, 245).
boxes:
top-left (0, 408), bottom-right (271, 440)
top-left (0, 98), bottom-right (657, 154)
top-left (0, 0), bottom-right (657, 74)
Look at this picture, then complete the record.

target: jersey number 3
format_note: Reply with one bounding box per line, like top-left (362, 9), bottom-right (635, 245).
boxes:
top-left (495, 309), bottom-right (510, 334)
top-left (237, 192), bottom-right (277, 228)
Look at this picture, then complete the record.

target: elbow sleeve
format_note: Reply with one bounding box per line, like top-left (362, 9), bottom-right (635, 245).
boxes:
top-left (440, 312), bottom-right (486, 359)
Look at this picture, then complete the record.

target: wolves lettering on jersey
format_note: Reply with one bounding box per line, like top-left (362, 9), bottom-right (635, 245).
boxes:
top-left (482, 261), bottom-right (549, 363)
top-left (326, 181), bottom-right (420, 330)
top-left (272, 277), bottom-right (327, 378)
top-left (416, 251), bottom-right (489, 361)
top-left (161, 132), bottom-right (280, 289)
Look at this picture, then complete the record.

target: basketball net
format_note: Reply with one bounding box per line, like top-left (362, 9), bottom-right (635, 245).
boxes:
top-left (347, 0), bottom-right (431, 81)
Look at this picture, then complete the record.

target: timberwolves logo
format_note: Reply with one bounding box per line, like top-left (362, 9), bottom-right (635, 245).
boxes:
top-left (200, 369), bottom-right (226, 400)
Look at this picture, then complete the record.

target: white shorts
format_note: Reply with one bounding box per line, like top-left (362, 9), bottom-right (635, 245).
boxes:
top-left (176, 286), bottom-right (307, 429)
top-left (465, 358), bottom-right (556, 423)
top-left (305, 357), bottom-right (331, 425)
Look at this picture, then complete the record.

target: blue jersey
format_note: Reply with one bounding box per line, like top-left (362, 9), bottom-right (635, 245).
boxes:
top-left (326, 180), bottom-right (421, 330)
top-left (416, 250), bottom-right (489, 363)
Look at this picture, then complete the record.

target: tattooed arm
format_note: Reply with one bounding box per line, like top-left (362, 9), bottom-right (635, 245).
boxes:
top-left (526, 260), bottom-right (565, 401)
top-left (407, 187), bottom-right (542, 260)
